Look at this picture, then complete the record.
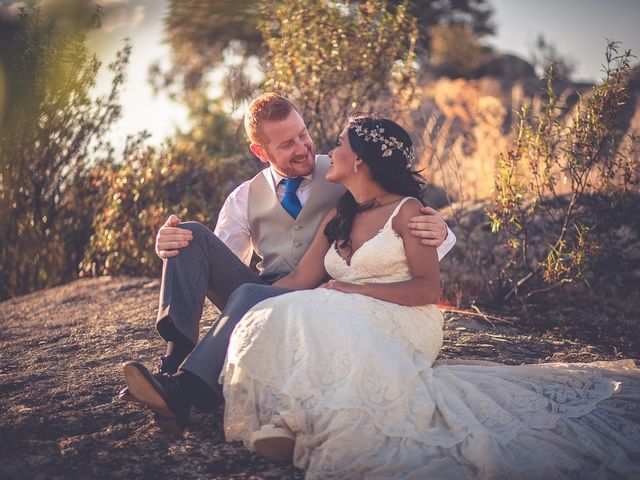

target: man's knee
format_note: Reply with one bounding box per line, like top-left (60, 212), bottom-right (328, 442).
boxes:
top-left (178, 221), bottom-right (212, 238)
top-left (161, 222), bottom-right (208, 263)
top-left (174, 221), bottom-right (224, 252)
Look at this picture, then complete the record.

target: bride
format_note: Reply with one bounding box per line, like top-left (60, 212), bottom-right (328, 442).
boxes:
top-left (221, 115), bottom-right (640, 479)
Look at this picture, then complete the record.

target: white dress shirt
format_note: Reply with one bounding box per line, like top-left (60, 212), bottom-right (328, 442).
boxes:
top-left (214, 163), bottom-right (457, 266)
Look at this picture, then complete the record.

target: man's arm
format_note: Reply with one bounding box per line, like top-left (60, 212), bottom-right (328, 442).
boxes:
top-left (408, 206), bottom-right (456, 260)
top-left (436, 226), bottom-right (456, 261)
top-left (213, 182), bottom-right (253, 265)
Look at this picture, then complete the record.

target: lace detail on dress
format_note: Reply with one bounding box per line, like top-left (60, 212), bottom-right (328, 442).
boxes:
top-left (222, 197), bottom-right (640, 479)
top-left (324, 197), bottom-right (416, 285)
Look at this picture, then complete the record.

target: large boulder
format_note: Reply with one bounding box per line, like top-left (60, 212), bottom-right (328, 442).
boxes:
top-left (471, 53), bottom-right (536, 82)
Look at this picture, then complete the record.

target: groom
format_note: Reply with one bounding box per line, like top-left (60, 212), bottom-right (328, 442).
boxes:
top-left (121, 93), bottom-right (456, 433)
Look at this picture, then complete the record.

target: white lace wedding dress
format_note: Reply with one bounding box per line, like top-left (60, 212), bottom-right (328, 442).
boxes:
top-left (222, 198), bottom-right (640, 479)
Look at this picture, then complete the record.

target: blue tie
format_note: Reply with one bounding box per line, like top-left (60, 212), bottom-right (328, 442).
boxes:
top-left (280, 177), bottom-right (303, 219)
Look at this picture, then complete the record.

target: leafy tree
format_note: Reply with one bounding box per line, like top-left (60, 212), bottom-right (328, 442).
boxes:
top-left (153, 0), bottom-right (494, 148)
top-left (157, 0), bottom-right (262, 96)
top-left (382, 0), bottom-right (494, 55)
top-left (488, 41), bottom-right (638, 303)
top-left (260, 0), bottom-right (419, 151)
top-left (158, 0), bottom-right (493, 84)
top-left (148, 1), bottom-right (262, 158)
top-left (0, 6), bottom-right (127, 300)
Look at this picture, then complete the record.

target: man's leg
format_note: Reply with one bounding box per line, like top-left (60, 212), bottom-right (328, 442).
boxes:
top-left (155, 221), bottom-right (266, 372)
top-left (123, 283), bottom-right (293, 434)
top-left (180, 283), bottom-right (293, 399)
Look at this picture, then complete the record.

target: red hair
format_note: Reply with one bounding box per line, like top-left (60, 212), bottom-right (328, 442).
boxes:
top-left (244, 93), bottom-right (299, 144)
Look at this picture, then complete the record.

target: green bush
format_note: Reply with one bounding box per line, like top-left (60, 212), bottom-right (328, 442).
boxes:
top-left (81, 142), bottom-right (260, 278)
top-left (488, 41), bottom-right (639, 303)
top-left (0, 7), bottom-right (125, 300)
top-left (260, 0), bottom-right (419, 152)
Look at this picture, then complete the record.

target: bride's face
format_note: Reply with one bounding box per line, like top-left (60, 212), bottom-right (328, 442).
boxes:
top-left (326, 127), bottom-right (359, 184)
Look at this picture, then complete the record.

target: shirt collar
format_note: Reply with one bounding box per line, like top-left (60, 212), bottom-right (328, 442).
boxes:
top-left (266, 162), bottom-right (315, 192)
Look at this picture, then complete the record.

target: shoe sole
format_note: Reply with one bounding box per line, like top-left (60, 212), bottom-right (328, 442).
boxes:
top-left (122, 362), bottom-right (175, 419)
top-left (251, 429), bottom-right (295, 462)
top-left (117, 388), bottom-right (143, 404)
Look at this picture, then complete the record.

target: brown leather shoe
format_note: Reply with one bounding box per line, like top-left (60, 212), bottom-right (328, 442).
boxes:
top-left (117, 355), bottom-right (174, 404)
top-left (122, 361), bottom-right (190, 436)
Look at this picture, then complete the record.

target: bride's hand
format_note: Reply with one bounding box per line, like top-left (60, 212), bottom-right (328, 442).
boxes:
top-left (319, 279), bottom-right (358, 294)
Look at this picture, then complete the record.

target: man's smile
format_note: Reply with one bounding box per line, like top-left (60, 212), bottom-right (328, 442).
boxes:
top-left (291, 152), bottom-right (312, 164)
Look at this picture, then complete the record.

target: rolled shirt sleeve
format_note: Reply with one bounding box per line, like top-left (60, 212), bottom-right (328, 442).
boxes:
top-left (436, 225), bottom-right (456, 261)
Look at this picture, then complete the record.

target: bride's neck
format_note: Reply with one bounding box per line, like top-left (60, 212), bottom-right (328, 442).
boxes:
top-left (347, 179), bottom-right (389, 205)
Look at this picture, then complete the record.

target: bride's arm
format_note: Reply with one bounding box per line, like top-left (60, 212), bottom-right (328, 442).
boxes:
top-left (322, 199), bottom-right (440, 306)
top-left (273, 208), bottom-right (335, 290)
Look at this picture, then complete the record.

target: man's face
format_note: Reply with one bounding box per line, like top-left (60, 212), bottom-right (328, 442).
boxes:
top-left (252, 110), bottom-right (317, 178)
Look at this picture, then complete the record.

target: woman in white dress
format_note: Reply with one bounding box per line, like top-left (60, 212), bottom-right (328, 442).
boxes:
top-left (222, 115), bottom-right (640, 479)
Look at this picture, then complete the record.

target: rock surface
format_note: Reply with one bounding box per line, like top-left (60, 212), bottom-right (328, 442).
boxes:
top-left (1, 276), bottom-right (638, 479)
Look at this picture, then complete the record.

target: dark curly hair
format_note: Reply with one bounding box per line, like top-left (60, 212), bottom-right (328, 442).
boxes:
top-left (324, 114), bottom-right (426, 253)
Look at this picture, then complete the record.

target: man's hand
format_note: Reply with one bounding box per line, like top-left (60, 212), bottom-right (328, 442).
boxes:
top-left (155, 215), bottom-right (193, 259)
top-left (408, 206), bottom-right (447, 247)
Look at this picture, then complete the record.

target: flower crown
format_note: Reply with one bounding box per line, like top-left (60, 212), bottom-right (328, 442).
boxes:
top-left (352, 122), bottom-right (415, 165)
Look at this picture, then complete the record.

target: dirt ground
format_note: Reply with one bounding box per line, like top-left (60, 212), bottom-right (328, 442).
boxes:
top-left (1, 276), bottom-right (638, 479)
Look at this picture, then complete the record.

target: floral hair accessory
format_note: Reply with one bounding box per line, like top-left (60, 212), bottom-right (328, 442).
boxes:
top-left (352, 122), bottom-right (415, 164)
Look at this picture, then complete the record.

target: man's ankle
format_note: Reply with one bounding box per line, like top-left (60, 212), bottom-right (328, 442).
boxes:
top-left (159, 355), bottom-right (181, 375)
top-left (178, 370), bottom-right (221, 413)
top-left (156, 318), bottom-right (195, 373)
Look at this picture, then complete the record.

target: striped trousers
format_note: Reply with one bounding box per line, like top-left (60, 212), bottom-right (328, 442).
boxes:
top-left (156, 221), bottom-right (292, 396)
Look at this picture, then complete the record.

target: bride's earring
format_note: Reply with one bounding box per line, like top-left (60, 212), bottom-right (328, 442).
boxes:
top-left (353, 162), bottom-right (358, 173)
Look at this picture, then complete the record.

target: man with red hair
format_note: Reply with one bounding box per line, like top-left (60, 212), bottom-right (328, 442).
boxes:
top-left (121, 93), bottom-right (455, 434)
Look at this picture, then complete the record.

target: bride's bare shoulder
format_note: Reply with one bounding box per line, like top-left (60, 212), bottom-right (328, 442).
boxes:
top-left (392, 197), bottom-right (423, 231)
top-left (397, 197), bottom-right (423, 218)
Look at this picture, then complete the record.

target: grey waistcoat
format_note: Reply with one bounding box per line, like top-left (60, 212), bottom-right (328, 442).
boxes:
top-left (247, 155), bottom-right (346, 279)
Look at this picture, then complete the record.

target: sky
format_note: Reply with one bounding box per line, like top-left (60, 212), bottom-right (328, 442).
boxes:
top-left (489, 0), bottom-right (640, 83)
top-left (84, 0), bottom-right (191, 147)
top-left (2, 0), bottom-right (639, 146)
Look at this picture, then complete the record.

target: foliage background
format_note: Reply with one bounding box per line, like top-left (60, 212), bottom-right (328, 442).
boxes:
top-left (0, 0), bottom-right (638, 310)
